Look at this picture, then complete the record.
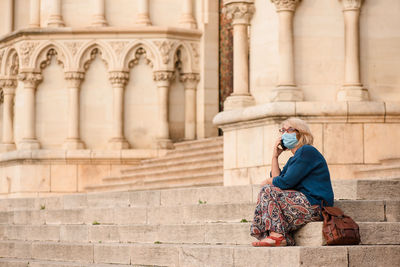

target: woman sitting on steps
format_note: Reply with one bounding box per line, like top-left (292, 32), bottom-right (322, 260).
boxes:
top-left (250, 117), bottom-right (334, 246)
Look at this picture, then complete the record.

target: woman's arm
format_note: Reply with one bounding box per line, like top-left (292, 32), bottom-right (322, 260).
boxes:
top-left (261, 137), bottom-right (283, 185)
top-left (271, 137), bottom-right (283, 177)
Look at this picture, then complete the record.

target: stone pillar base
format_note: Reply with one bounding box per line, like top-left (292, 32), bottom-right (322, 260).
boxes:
top-left (271, 86), bottom-right (303, 102)
top-left (108, 138), bottom-right (130, 150)
top-left (224, 94), bottom-right (255, 111)
top-left (156, 139), bottom-right (174, 149)
top-left (337, 86), bottom-right (369, 101)
top-left (63, 139), bottom-right (85, 150)
top-left (18, 140), bottom-right (40, 150)
top-left (0, 143), bottom-right (16, 152)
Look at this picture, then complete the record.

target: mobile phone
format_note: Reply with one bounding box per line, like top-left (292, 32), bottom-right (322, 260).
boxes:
top-left (280, 140), bottom-right (287, 150)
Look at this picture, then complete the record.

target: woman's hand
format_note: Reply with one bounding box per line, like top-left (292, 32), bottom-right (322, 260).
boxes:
top-left (272, 137), bottom-right (284, 159)
top-left (261, 178), bottom-right (273, 186)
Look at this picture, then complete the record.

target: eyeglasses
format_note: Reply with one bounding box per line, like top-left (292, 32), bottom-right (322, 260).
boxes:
top-left (279, 127), bottom-right (297, 134)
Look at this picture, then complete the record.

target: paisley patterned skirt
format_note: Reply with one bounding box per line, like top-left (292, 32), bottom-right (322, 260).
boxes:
top-left (250, 184), bottom-right (322, 246)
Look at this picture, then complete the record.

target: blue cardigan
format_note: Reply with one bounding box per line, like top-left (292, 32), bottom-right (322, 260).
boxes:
top-left (272, 145), bottom-right (334, 206)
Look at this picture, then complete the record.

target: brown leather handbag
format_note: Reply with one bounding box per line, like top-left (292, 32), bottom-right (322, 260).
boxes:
top-left (321, 203), bottom-right (361, 245)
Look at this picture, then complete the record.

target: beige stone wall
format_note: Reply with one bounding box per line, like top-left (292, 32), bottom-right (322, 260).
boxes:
top-left (250, 0), bottom-right (400, 103)
top-left (215, 101), bottom-right (400, 185)
top-left (0, 0), bottom-right (219, 196)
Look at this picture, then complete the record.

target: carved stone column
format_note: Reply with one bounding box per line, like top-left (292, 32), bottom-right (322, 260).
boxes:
top-left (63, 72), bottom-right (85, 149)
top-left (108, 71), bottom-right (130, 149)
top-left (270, 0), bottom-right (303, 101)
top-left (92, 0), bottom-right (108, 27)
top-left (153, 71), bottom-right (175, 149)
top-left (180, 73), bottom-right (200, 140)
top-left (29, 0), bottom-right (41, 28)
top-left (5, 0), bottom-right (14, 32)
top-left (0, 78), bottom-right (17, 152)
top-left (136, 0), bottom-right (152, 26)
top-left (337, 0), bottom-right (369, 101)
top-left (179, 0), bottom-right (197, 29)
top-left (17, 72), bottom-right (42, 150)
top-left (47, 0), bottom-right (65, 27)
top-left (223, 0), bottom-right (255, 110)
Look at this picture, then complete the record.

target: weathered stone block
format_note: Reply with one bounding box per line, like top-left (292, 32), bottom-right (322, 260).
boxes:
top-left (94, 243), bottom-right (131, 264)
top-left (130, 244), bottom-right (180, 266)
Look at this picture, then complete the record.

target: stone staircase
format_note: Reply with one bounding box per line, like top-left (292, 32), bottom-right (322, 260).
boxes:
top-left (85, 137), bottom-right (224, 193)
top-left (354, 157), bottom-right (400, 179)
top-left (0, 178), bottom-right (399, 266)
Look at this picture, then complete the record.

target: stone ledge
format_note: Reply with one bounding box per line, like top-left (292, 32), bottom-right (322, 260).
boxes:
top-left (0, 26), bottom-right (203, 44)
top-left (213, 101), bottom-right (400, 128)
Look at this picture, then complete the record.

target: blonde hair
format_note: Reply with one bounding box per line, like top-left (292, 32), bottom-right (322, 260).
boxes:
top-left (281, 117), bottom-right (314, 148)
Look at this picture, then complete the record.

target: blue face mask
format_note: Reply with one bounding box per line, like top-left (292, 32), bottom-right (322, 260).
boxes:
top-left (282, 133), bottom-right (298, 149)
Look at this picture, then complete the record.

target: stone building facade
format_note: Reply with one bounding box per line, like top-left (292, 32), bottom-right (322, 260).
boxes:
top-left (215, 0), bottom-right (400, 185)
top-left (0, 0), bottom-right (399, 196)
top-left (0, 0), bottom-right (219, 196)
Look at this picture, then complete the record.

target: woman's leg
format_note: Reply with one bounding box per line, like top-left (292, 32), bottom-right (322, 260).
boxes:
top-left (250, 184), bottom-right (321, 246)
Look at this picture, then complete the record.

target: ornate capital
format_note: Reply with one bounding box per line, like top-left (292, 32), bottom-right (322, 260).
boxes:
top-left (17, 72), bottom-right (42, 88)
top-left (180, 73), bottom-right (200, 89)
top-left (109, 71), bottom-right (129, 87)
top-left (153, 71), bottom-right (175, 86)
top-left (65, 71), bottom-right (85, 88)
top-left (271, 0), bottom-right (301, 12)
top-left (223, 1), bottom-right (255, 25)
top-left (340, 0), bottom-right (363, 11)
top-left (0, 78), bottom-right (18, 89)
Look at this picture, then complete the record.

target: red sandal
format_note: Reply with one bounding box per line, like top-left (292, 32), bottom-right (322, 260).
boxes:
top-left (251, 235), bottom-right (286, 247)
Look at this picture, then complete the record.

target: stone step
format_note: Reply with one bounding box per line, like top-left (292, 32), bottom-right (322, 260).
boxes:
top-left (139, 147), bottom-right (223, 165)
top-left (172, 136), bottom-right (223, 150)
top-left (1, 180), bottom-right (399, 212)
top-left (380, 158), bottom-right (400, 166)
top-left (0, 258), bottom-right (131, 267)
top-left (1, 222), bottom-right (399, 247)
top-left (354, 165), bottom-right (400, 179)
top-left (104, 162), bottom-right (223, 183)
top-left (166, 140), bottom-right (222, 155)
top-left (1, 200), bottom-right (398, 226)
top-left (119, 155), bottom-right (223, 175)
top-left (85, 172), bottom-right (223, 192)
top-left (331, 178), bottom-right (400, 200)
top-left (0, 241), bottom-right (398, 267)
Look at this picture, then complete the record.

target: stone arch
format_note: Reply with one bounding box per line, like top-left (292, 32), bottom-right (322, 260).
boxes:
top-left (31, 41), bottom-right (70, 72)
top-left (76, 40), bottom-right (115, 72)
top-left (122, 40), bottom-right (159, 71)
top-left (1, 48), bottom-right (19, 77)
top-left (170, 41), bottom-right (197, 73)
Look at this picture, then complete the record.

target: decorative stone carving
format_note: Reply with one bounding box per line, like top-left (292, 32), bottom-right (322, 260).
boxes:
top-left (270, 0), bottom-right (301, 12)
top-left (340, 0), bottom-right (363, 10)
top-left (39, 48), bottom-right (64, 69)
top-left (109, 71), bottom-right (129, 87)
top-left (154, 41), bottom-right (175, 64)
top-left (180, 73), bottom-right (200, 89)
top-left (17, 72), bottom-right (43, 88)
top-left (153, 71), bottom-right (175, 82)
top-left (109, 41), bottom-right (128, 57)
top-left (0, 78), bottom-right (18, 89)
top-left (223, 1), bottom-right (255, 24)
top-left (65, 41), bottom-right (83, 56)
top-left (19, 42), bottom-right (38, 66)
top-left (83, 48), bottom-right (107, 70)
top-left (128, 47), bottom-right (153, 68)
top-left (190, 42), bottom-right (200, 66)
top-left (65, 71), bottom-right (84, 87)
